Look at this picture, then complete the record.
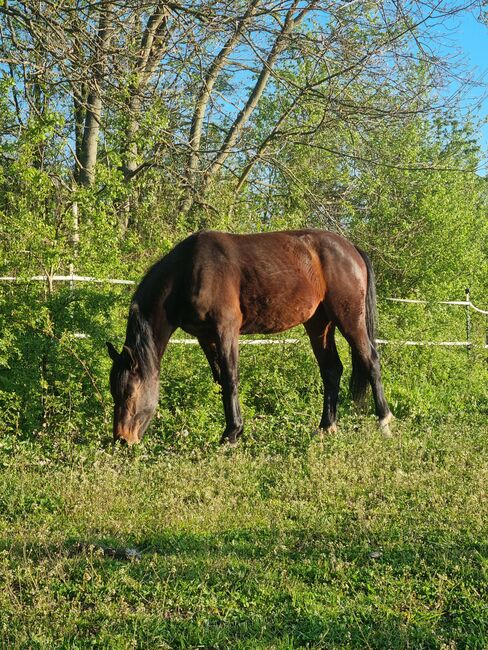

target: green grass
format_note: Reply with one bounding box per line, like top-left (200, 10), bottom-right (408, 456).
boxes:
top-left (1, 416), bottom-right (487, 648)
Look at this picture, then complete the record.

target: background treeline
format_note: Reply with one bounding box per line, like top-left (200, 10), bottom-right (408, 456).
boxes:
top-left (0, 0), bottom-right (487, 447)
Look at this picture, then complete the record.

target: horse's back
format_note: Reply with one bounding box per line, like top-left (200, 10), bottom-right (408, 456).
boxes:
top-left (187, 229), bottom-right (365, 291)
top-left (145, 229), bottom-right (367, 336)
top-left (172, 230), bottom-right (363, 335)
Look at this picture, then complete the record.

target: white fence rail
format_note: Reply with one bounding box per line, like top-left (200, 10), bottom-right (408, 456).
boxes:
top-left (1, 274), bottom-right (487, 348)
top-left (386, 296), bottom-right (488, 315)
top-left (0, 275), bottom-right (135, 286)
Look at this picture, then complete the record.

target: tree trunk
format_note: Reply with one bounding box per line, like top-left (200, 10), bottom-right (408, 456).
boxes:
top-left (181, 0), bottom-right (261, 216)
top-left (122, 4), bottom-right (169, 182)
top-left (78, 91), bottom-right (103, 186)
top-left (73, 85), bottom-right (87, 182)
top-left (77, 3), bottom-right (113, 187)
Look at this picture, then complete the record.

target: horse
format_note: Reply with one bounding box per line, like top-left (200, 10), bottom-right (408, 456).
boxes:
top-left (107, 229), bottom-right (392, 445)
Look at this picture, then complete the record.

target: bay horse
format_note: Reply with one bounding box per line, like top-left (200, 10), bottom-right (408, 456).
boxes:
top-left (107, 230), bottom-right (392, 445)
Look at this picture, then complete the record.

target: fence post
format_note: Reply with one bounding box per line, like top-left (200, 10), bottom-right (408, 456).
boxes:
top-left (465, 287), bottom-right (471, 352)
top-left (69, 201), bottom-right (80, 327)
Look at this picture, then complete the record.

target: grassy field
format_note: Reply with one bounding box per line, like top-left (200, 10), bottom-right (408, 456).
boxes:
top-left (1, 415), bottom-right (487, 649)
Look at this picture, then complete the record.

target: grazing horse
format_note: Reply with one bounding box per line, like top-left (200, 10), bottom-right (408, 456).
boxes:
top-left (107, 230), bottom-right (392, 445)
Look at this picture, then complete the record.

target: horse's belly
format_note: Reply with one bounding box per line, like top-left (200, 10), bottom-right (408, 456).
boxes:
top-left (240, 296), bottom-right (319, 334)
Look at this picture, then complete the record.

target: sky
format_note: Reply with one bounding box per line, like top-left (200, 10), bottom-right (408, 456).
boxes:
top-left (449, 10), bottom-right (488, 173)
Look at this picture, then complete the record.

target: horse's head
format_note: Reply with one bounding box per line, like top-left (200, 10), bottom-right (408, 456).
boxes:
top-left (106, 341), bottom-right (159, 445)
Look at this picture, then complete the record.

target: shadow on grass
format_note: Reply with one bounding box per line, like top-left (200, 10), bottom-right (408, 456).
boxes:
top-left (2, 522), bottom-right (487, 648)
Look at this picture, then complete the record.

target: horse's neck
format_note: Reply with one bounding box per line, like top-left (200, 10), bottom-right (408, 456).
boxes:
top-left (150, 307), bottom-right (173, 360)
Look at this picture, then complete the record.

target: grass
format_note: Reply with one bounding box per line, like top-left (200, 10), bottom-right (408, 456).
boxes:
top-left (0, 415), bottom-right (487, 649)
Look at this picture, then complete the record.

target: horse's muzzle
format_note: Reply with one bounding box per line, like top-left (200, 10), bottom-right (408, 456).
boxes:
top-left (113, 424), bottom-right (141, 446)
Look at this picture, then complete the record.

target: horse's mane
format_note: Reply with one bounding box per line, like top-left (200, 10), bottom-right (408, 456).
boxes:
top-left (124, 302), bottom-right (158, 377)
top-left (123, 236), bottom-right (195, 376)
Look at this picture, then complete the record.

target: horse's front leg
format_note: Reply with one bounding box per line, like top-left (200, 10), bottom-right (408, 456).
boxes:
top-left (198, 338), bottom-right (221, 384)
top-left (215, 330), bottom-right (243, 444)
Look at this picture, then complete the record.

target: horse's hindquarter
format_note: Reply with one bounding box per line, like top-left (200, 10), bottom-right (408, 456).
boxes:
top-left (314, 231), bottom-right (368, 328)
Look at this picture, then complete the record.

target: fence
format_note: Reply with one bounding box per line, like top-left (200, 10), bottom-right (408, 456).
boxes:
top-left (379, 290), bottom-right (488, 349)
top-left (1, 274), bottom-right (487, 349)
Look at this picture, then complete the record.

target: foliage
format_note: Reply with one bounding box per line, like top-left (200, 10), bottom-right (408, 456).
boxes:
top-left (0, 102), bottom-right (487, 444)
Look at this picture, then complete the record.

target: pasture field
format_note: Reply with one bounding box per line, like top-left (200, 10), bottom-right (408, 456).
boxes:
top-left (1, 415), bottom-right (487, 649)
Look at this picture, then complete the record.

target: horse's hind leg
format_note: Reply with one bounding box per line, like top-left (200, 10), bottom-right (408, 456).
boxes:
top-left (214, 329), bottom-right (243, 444)
top-left (345, 327), bottom-right (392, 432)
top-left (305, 308), bottom-right (343, 434)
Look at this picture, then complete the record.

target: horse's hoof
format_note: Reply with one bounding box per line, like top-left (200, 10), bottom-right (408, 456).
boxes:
top-left (219, 434), bottom-right (240, 446)
top-left (379, 413), bottom-right (394, 438)
top-left (313, 424), bottom-right (337, 437)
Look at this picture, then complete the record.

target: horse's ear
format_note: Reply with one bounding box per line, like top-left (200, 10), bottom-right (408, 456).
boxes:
top-left (123, 345), bottom-right (138, 372)
top-left (106, 341), bottom-right (120, 361)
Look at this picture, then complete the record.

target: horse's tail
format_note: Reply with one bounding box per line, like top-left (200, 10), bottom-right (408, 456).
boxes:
top-left (349, 247), bottom-right (378, 405)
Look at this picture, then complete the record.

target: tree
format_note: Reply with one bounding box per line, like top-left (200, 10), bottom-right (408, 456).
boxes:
top-left (1, 0), bottom-right (480, 213)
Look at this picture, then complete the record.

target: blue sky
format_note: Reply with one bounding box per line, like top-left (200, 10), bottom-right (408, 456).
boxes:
top-left (449, 10), bottom-right (488, 172)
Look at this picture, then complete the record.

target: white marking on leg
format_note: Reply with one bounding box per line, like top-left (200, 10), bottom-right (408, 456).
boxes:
top-left (379, 412), bottom-right (394, 437)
